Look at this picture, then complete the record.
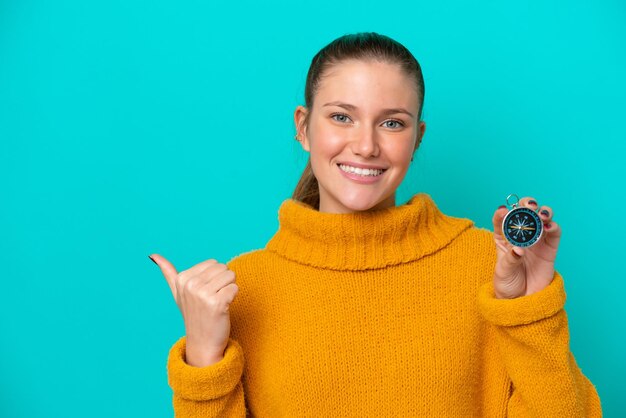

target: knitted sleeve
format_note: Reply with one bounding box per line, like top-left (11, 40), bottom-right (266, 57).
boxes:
top-left (477, 271), bottom-right (602, 417)
top-left (167, 336), bottom-right (247, 417)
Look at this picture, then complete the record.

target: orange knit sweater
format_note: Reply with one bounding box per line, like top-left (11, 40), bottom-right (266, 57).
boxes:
top-left (166, 193), bottom-right (602, 417)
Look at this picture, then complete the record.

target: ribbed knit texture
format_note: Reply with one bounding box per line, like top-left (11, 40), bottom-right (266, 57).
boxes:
top-left (167, 193), bottom-right (602, 417)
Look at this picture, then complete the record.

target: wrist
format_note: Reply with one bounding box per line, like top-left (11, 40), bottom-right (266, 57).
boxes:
top-left (185, 341), bottom-right (226, 367)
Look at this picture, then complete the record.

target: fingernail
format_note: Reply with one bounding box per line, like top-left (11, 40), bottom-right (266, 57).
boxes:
top-left (148, 255), bottom-right (157, 265)
top-left (498, 205), bottom-right (506, 210)
top-left (528, 200), bottom-right (537, 206)
top-left (540, 209), bottom-right (550, 217)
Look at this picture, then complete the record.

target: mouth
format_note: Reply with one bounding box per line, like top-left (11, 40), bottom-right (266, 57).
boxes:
top-left (337, 163), bottom-right (387, 178)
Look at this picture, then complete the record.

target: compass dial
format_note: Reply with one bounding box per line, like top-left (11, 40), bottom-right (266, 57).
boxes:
top-left (502, 207), bottom-right (543, 248)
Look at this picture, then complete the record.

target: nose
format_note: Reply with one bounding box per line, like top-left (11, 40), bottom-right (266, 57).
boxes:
top-left (350, 126), bottom-right (380, 158)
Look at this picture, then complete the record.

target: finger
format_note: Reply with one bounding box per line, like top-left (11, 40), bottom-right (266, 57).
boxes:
top-left (519, 196), bottom-right (539, 211)
top-left (538, 205), bottom-right (553, 223)
top-left (202, 269), bottom-right (236, 294)
top-left (492, 205), bottom-right (509, 241)
top-left (190, 262), bottom-right (229, 287)
top-left (182, 258), bottom-right (220, 278)
top-left (216, 283), bottom-right (239, 307)
top-left (149, 254), bottom-right (179, 299)
top-left (178, 263), bottom-right (228, 302)
top-left (542, 220), bottom-right (562, 248)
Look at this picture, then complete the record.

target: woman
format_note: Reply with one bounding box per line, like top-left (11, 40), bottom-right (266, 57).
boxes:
top-left (150, 32), bottom-right (602, 417)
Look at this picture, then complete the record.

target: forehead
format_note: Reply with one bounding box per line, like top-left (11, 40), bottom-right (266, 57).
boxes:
top-left (315, 59), bottom-right (418, 110)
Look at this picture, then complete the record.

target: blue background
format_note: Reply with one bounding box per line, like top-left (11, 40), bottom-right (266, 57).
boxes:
top-left (1, 0), bottom-right (624, 416)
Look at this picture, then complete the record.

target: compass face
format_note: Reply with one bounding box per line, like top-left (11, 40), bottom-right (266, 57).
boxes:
top-left (502, 207), bottom-right (543, 247)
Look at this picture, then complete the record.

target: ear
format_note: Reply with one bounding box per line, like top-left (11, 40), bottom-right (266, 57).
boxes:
top-left (413, 121), bottom-right (426, 153)
top-left (294, 105), bottom-right (311, 152)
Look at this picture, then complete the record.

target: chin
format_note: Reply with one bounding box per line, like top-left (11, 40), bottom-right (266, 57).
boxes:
top-left (343, 201), bottom-right (375, 212)
top-left (338, 193), bottom-right (389, 213)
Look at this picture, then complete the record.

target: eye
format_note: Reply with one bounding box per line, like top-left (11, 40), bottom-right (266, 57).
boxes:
top-left (383, 120), bottom-right (405, 129)
top-left (330, 113), bottom-right (352, 123)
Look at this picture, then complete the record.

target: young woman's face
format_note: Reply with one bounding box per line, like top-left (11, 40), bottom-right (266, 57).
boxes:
top-left (294, 59), bottom-right (426, 213)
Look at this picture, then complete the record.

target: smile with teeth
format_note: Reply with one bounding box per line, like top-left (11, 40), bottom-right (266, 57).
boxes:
top-left (338, 164), bottom-right (386, 177)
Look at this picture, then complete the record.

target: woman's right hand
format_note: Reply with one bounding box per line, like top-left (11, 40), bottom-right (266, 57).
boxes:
top-left (149, 254), bottom-right (239, 367)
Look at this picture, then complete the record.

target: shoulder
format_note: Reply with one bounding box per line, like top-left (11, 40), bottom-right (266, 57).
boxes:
top-left (226, 247), bottom-right (269, 270)
top-left (459, 224), bottom-right (495, 247)
top-left (223, 247), bottom-right (290, 328)
top-left (439, 208), bottom-right (495, 250)
top-left (225, 248), bottom-right (281, 283)
top-left (434, 224), bottom-right (497, 290)
top-left (449, 224), bottom-right (497, 264)
top-left (462, 225), bottom-right (495, 242)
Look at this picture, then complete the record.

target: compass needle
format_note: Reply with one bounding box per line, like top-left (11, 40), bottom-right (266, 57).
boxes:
top-left (502, 194), bottom-right (543, 248)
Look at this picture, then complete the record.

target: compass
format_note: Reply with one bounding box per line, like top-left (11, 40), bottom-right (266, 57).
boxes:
top-left (502, 194), bottom-right (543, 248)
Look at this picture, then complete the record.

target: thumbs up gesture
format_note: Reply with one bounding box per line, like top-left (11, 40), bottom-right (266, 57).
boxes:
top-left (149, 254), bottom-right (239, 367)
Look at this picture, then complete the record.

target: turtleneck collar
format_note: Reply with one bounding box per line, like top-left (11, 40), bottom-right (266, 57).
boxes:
top-left (265, 193), bottom-right (474, 271)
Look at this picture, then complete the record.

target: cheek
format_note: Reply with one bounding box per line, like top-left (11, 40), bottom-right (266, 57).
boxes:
top-left (385, 140), bottom-right (415, 162)
top-left (309, 129), bottom-right (345, 156)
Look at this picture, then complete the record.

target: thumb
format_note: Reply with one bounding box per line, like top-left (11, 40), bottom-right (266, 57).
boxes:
top-left (149, 254), bottom-right (179, 300)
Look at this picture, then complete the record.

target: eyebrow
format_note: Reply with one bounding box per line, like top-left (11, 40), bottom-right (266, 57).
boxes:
top-left (322, 101), bottom-right (415, 119)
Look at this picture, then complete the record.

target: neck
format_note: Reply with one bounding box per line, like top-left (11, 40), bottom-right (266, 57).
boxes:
top-left (318, 191), bottom-right (396, 214)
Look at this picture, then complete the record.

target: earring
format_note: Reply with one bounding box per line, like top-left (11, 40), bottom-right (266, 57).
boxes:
top-left (294, 133), bottom-right (301, 142)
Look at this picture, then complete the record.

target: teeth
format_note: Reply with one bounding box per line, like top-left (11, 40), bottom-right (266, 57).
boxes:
top-left (338, 164), bottom-right (384, 176)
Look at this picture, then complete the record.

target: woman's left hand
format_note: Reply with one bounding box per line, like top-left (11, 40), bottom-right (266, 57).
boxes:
top-left (491, 196), bottom-right (563, 299)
